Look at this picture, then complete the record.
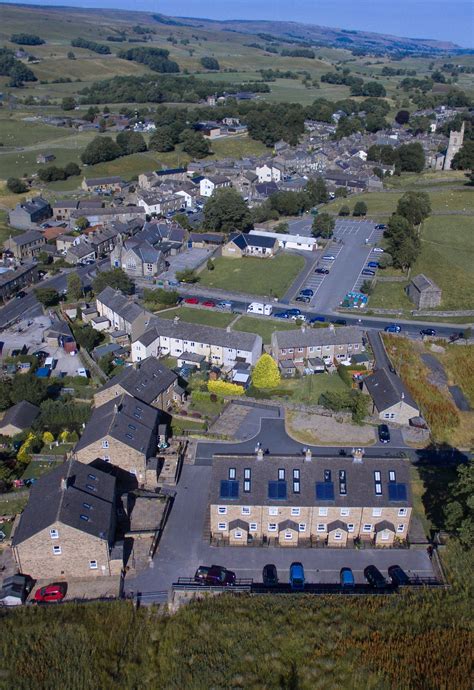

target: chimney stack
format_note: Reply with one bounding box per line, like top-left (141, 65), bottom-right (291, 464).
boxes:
top-left (352, 447), bottom-right (364, 463)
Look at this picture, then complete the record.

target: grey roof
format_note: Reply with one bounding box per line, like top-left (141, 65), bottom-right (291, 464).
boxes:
top-left (92, 343), bottom-right (125, 360)
top-left (363, 368), bottom-right (418, 413)
top-left (17, 197), bottom-right (50, 215)
top-left (9, 230), bottom-right (44, 246)
top-left (67, 242), bottom-right (95, 259)
top-left (210, 454), bottom-right (412, 508)
top-left (97, 287), bottom-right (144, 325)
top-left (0, 263), bottom-right (36, 288)
top-left (178, 351), bottom-right (206, 363)
top-left (410, 274), bottom-right (441, 292)
top-left (0, 400), bottom-right (39, 431)
top-left (273, 326), bottom-right (364, 350)
top-left (75, 394), bottom-right (159, 454)
top-left (229, 232), bottom-right (277, 250)
top-left (12, 460), bottom-right (115, 546)
top-left (52, 200), bottom-right (78, 209)
top-left (255, 182), bottom-right (279, 196)
top-left (280, 359), bottom-right (297, 369)
top-left (97, 357), bottom-right (177, 405)
top-left (189, 232), bottom-right (225, 244)
top-left (45, 318), bottom-right (73, 339)
top-left (126, 240), bottom-right (161, 264)
top-left (137, 317), bottom-right (262, 354)
top-left (84, 176), bottom-right (122, 185)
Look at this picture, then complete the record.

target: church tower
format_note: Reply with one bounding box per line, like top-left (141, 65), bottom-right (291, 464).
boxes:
top-left (443, 121), bottom-right (465, 170)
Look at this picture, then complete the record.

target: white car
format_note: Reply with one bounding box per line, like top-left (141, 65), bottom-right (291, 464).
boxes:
top-left (322, 255), bottom-right (335, 261)
top-left (290, 314), bottom-right (308, 322)
top-left (77, 368), bottom-right (89, 378)
top-left (373, 247), bottom-right (384, 253)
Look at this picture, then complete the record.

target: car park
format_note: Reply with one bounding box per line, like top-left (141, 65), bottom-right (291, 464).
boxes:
top-left (340, 568), bottom-right (355, 588)
top-left (322, 255), bottom-right (336, 261)
top-left (384, 324), bottom-right (401, 333)
top-left (202, 300), bottom-right (216, 308)
top-left (184, 297), bottom-right (199, 305)
top-left (364, 565), bottom-right (386, 589)
top-left (378, 424), bottom-right (391, 444)
top-left (289, 562), bottom-right (305, 591)
top-left (315, 267), bottom-right (329, 274)
top-left (34, 582), bottom-right (68, 603)
top-left (373, 247), bottom-right (384, 253)
top-left (388, 565), bottom-right (410, 586)
top-left (299, 289), bottom-right (314, 297)
top-left (295, 295), bottom-right (311, 303)
top-left (420, 328), bottom-right (436, 337)
top-left (194, 565), bottom-right (236, 586)
top-left (262, 564), bottom-right (279, 586)
top-left (361, 269), bottom-right (375, 276)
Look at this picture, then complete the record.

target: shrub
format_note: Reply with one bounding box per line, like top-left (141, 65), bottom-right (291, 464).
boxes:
top-left (207, 380), bottom-right (244, 396)
top-left (42, 431), bottom-right (54, 444)
top-left (252, 354), bottom-right (281, 389)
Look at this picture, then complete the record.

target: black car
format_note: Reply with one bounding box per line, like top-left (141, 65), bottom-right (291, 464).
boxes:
top-left (262, 564), bottom-right (279, 586)
top-left (15, 291), bottom-right (27, 299)
top-left (331, 319), bottom-right (347, 326)
top-left (295, 295), bottom-right (310, 303)
top-left (364, 565), bottom-right (386, 589)
top-left (420, 328), bottom-right (436, 337)
top-left (378, 424), bottom-right (391, 444)
top-left (388, 565), bottom-right (410, 586)
top-left (315, 267), bottom-right (329, 274)
top-left (375, 223), bottom-right (387, 230)
top-left (33, 350), bottom-right (49, 360)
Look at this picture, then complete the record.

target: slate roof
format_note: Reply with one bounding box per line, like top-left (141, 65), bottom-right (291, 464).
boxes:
top-left (123, 239), bottom-right (161, 264)
top-left (210, 454), bottom-right (412, 507)
top-left (410, 274), bottom-right (441, 292)
top-left (9, 230), bottom-right (44, 246)
top-left (229, 232), bottom-right (277, 250)
top-left (255, 182), bottom-right (279, 196)
top-left (97, 287), bottom-right (144, 325)
top-left (97, 357), bottom-right (177, 405)
top-left (273, 326), bottom-right (364, 350)
top-left (75, 394), bottom-right (159, 454)
top-left (67, 242), bottom-right (95, 259)
top-left (0, 400), bottom-right (39, 432)
top-left (84, 176), bottom-right (122, 186)
top-left (137, 317), bottom-right (261, 354)
top-left (12, 460), bottom-right (115, 546)
top-left (363, 368), bottom-right (418, 413)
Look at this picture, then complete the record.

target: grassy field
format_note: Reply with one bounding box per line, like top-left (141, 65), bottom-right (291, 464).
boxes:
top-left (273, 371), bottom-right (348, 403)
top-left (233, 315), bottom-right (299, 344)
top-left (200, 254), bottom-right (305, 298)
top-left (158, 306), bottom-right (235, 329)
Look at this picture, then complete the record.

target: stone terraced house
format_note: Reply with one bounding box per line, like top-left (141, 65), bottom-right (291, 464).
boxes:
top-left (271, 326), bottom-right (365, 368)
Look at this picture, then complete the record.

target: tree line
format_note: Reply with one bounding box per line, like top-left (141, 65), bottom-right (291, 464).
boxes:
top-left (71, 37), bottom-right (111, 54)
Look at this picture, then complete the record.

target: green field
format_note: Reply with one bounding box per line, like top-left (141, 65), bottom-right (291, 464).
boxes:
top-left (233, 315), bottom-right (299, 344)
top-left (158, 306), bottom-right (235, 329)
top-left (200, 254), bottom-right (305, 298)
top-left (272, 371), bottom-right (348, 403)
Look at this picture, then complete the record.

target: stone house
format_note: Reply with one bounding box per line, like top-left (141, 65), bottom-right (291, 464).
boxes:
top-left (4, 230), bottom-right (46, 259)
top-left (81, 176), bottom-right (123, 193)
top-left (66, 242), bottom-right (96, 265)
top-left (94, 357), bottom-right (179, 411)
top-left (52, 200), bottom-right (79, 221)
top-left (12, 460), bottom-right (119, 579)
top-left (132, 317), bottom-right (262, 367)
top-left (0, 401), bottom-right (39, 437)
top-left (110, 238), bottom-right (164, 278)
top-left (8, 197), bottom-right (52, 230)
top-left (363, 369), bottom-right (420, 425)
top-left (74, 394), bottom-right (160, 482)
top-left (137, 191), bottom-right (184, 216)
top-left (209, 450), bottom-right (412, 547)
top-left (0, 263), bottom-right (39, 301)
top-left (407, 274), bottom-right (442, 309)
top-left (96, 286), bottom-right (149, 338)
top-left (222, 232), bottom-right (278, 259)
top-left (199, 175), bottom-right (232, 198)
top-left (271, 326), bottom-right (365, 367)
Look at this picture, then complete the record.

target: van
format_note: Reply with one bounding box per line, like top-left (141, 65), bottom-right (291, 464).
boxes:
top-left (44, 357), bottom-right (56, 370)
top-left (247, 302), bottom-right (273, 316)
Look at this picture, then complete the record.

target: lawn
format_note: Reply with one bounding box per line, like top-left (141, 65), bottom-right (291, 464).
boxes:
top-left (21, 460), bottom-right (63, 481)
top-left (158, 306), bottom-right (235, 329)
top-left (200, 254), bottom-right (306, 298)
top-left (368, 280), bottom-right (412, 311)
top-left (275, 371), bottom-right (348, 404)
top-left (233, 314), bottom-right (299, 345)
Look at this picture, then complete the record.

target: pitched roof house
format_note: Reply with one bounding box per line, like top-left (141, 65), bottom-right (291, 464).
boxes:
top-left (363, 369), bottom-right (420, 425)
top-left (0, 401), bottom-right (39, 437)
top-left (96, 287), bottom-right (149, 338)
top-left (272, 326), bottom-right (365, 365)
top-left (222, 232), bottom-right (278, 258)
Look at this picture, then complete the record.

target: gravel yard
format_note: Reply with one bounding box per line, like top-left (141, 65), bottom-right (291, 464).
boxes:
top-left (286, 410), bottom-right (376, 446)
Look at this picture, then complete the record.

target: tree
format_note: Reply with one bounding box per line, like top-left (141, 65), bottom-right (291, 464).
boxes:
top-left (377, 252), bottom-right (393, 268)
top-left (452, 141), bottom-right (474, 170)
top-left (149, 127), bottom-right (175, 152)
top-left (0, 380), bottom-right (12, 410)
top-left (34, 287), bottom-right (60, 307)
top-left (200, 56), bottom-right (220, 70)
top-left (175, 268), bottom-right (199, 283)
top-left (252, 354), bottom-right (281, 389)
top-left (116, 130), bottom-right (147, 155)
top-left (311, 213), bottom-right (335, 239)
top-left (206, 258), bottom-right (214, 271)
top-left (75, 216), bottom-right (89, 231)
top-left (203, 188), bottom-right (253, 233)
top-left (444, 460), bottom-right (474, 548)
top-left (80, 136), bottom-right (121, 165)
top-left (384, 214), bottom-right (420, 269)
top-left (64, 162), bottom-right (81, 178)
top-left (360, 279), bottom-right (373, 295)
top-left (67, 51), bottom-right (76, 60)
top-left (397, 191), bottom-right (431, 225)
top-left (6, 177), bottom-right (28, 194)
top-left (338, 205), bottom-right (350, 216)
top-left (72, 323), bottom-right (102, 351)
top-left (398, 142), bottom-right (425, 172)
top-left (142, 288), bottom-right (179, 306)
top-left (334, 187), bottom-right (348, 198)
top-left (395, 110), bottom-right (410, 125)
top-left (274, 221), bottom-right (289, 233)
top-left (92, 268), bottom-right (133, 295)
top-left (62, 96), bottom-right (76, 111)
top-left (67, 273), bottom-right (83, 301)
top-left (305, 176), bottom-right (328, 205)
top-left (10, 374), bottom-right (47, 406)
top-left (353, 201), bottom-right (368, 217)
top-left (180, 130), bottom-right (211, 158)
top-left (99, 352), bottom-right (115, 376)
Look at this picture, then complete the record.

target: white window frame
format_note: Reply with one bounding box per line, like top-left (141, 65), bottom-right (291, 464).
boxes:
top-left (241, 506), bottom-right (251, 516)
top-left (340, 508), bottom-right (350, 517)
top-left (50, 529), bottom-right (59, 539)
top-left (249, 522), bottom-right (258, 532)
top-left (397, 524), bottom-right (405, 533)
top-left (291, 507), bottom-right (300, 517)
top-left (234, 531), bottom-right (243, 539)
top-left (318, 507), bottom-right (328, 516)
top-left (89, 560), bottom-right (98, 569)
top-left (317, 523), bottom-right (326, 532)
top-left (101, 439), bottom-right (109, 449)
top-left (217, 522), bottom-right (227, 531)
top-left (372, 508), bottom-right (382, 517)
top-left (268, 507), bottom-right (278, 516)
top-left (53, 545), bottom-right (62, 555)
top-left (298, 523), bottom-right (306, 532)
top-left (363, 524), bottom-right (373, 533)
top-left (398, 508), bottom-right (407, 517)
top-left (284, 532), bottom-right (293, 541)
top-left (381, 531), bottom-right (390, 541)
top-left (267, 523), bottom-right (277, 532)
top-left (217, 506), bottom-right (227, 515)
top-left (334, 532), bottom-right (342, 540)
top-left (347, 523), bottom-right (355, 533)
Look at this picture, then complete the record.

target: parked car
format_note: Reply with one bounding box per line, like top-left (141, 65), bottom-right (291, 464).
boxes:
top-left (32, 350), bottom-right (49, 360)
top-left (373, 247), bottom-right (384, 253)
top-left (310, 316), bottom-right (325, 324)
top-left (274, 311), bottom-right (289, 319)
top-left (299, 289), bottom-right (314, 297)
top-left (184, 297), bottom-right (199, 305)
top-left (286, 309), bottom-right (301, 317)
top-left (364, 565), bottom-right (386, 589)
top-left (322, 255), bottom-right (336, 261)
top-left (420, 328), bottom-right (436, 337)
top-left (378, 424), bottom-right (391, 444)
top-left (289, 562), bottom-right (305, 591)
top-left (367, 261), bottom-right (379, 268)
top-left (375, 224), bottom-right (387, 230)
top-left (34, 582), bottom-right (68, 603)
top-left (0, 574), bottom-right (34, 606)
top-left (15, 291), bottom-right (27, 299)
top-left (202, 300), bottom-right (216, 308)
top-left (340, 567), bottom-right (355, 589)
top-left (388, 565), bottom-right (410, 586)
top-left (290, 314), bottom-right (307, 322)
top-left (384, 324), bottom-right (401, 333)
top-left (361, 269), bottom-right (375, 276)
top-left (315, 267), bottom-right (329, 274)
top-left (262, 564), bottom-right (279, 586)
top-left (194, 565), bottom-right (236, 586)
top-left (331, 319), bottom-right (347, 326)
top-left (216, 301), bottom-right (232, 310)
top-left (76, 368), bottom-right (89, 378)
top-left (295, 295), bottom-right (311, 303)
top-left (449, 331), bottom-right (464, 342)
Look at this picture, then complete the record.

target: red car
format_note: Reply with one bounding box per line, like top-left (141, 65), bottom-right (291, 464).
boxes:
top-left (194, 565), bottom-right (236, 586)
top-left (34, 582), bottom-right (67, 603)
top-left (184, 297), bottom-right (199, 305)
top-left (202, 300), bottom-right (215, 308)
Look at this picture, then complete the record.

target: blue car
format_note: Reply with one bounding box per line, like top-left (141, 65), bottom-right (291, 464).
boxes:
top-left (274, 311), bottom-right (289, 319)
top-left (340, 567), bottom-right (355, 588)
top-left (299, 289), bottom-right (314, 297)
top-left (289, 562), bottom-right (305, 591)
top-left (384, 324), bottom-right (401, 333)
top-left (286, 308), bottom-right (301, 317)
top-left (367, 261), bottom-right (379, 268)
top-left (309, 315), bottom-right (325, 324)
